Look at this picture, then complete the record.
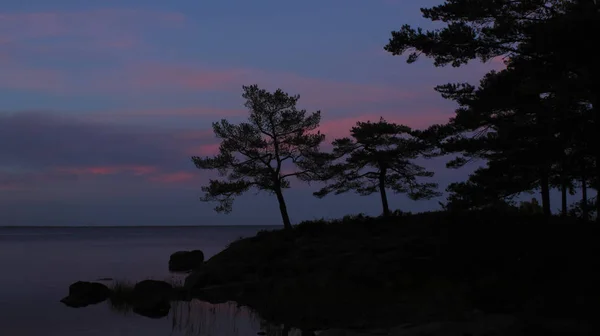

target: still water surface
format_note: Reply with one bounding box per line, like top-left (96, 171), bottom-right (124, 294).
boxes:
top-left (0, 226), bottom-right (278, 336)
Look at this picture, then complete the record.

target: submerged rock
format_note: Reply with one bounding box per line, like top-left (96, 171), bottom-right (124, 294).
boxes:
top-left (60, 281), bottom-right (111, 308)
top-left (169, 250), bottom-right (205, 272)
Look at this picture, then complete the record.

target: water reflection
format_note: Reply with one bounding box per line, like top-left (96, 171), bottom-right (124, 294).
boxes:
top-left (170, 300), bottom-right (260, 336)
top-left (107, 297), bottom-right (311, 336)
top-left (105, 297), bottom-right (277, 336)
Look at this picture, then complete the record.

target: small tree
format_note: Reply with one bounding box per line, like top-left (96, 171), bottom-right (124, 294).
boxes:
top-left (191, 85), bottom-right (326, 230)
top-left (314, 118), bottom-right (440, 217)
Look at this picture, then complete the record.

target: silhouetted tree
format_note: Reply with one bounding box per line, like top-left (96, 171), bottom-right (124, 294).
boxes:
top-left (431, 66), bottom-right (571, 216)
top-left (192, 85), bottom-right (326, 230)
top-left (314, 118), bottom-right (440, 217)
top-left (444, 160), bottom-right (537, 212)
top-left (384, 0), bottom-right (600, 220)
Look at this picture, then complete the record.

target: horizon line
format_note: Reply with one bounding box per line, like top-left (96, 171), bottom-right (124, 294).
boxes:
top-left (0, 225), bottom-right (280, 228)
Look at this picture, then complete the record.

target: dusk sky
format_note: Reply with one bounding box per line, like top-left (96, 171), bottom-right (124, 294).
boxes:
top-left (0, 0), bottom-right (508, 226)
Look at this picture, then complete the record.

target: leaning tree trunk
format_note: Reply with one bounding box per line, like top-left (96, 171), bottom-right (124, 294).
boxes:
top-left (274, 184), bottom-right (292, 230)
top-left (540, 171), bottom-right (552, 217)
top-left (378, 168), bottom-right (391, 217)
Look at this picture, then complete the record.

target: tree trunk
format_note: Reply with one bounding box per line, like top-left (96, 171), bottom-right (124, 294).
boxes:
top-left (379, 169), bottom-right (390, 217)
top-left (561, 177), bottom-right (568, 217)
top-left (274, 186), bottom-right (292, 230)
top-left (582, 172), bottom-right (589, 221)
top-left (541, 172), bottom-right (551, 217)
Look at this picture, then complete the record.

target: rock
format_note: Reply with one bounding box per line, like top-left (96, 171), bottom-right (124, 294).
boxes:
top-left (169, 250), bottom-right (205, 272)
top-left (60, 281), bottom-right (111, 308)
top-left (184, 270), bottom-right (206, 290)
top-left (133, 280), bottom-right (173, 299)
top-left (131, 280), bottom-right (174, 319)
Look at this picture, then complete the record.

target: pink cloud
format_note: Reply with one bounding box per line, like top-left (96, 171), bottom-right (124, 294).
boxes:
top-left (115, 63), bottom-right (250, 92)
top-left (93, 63), bottom-right (422, 107)
top-left (185, 143), bottom-right (221, 156)
top-left (80, 107), bottom-right (245, 124)
top-left (243, 69), bottom-right (421, 109)
top-left (174, 129), bottom-right (215, 142)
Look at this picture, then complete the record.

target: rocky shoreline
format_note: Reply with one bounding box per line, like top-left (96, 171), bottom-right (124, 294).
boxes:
top-left (61, 211), bottom-right (600, 335)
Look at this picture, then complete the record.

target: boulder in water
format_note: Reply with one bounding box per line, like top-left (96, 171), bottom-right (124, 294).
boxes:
top-left (169, 250), bottom-right (205, 272)
top-left (60, 281), bottom-right (111, 308)
top-left (133, 279), bottom-right (173, 299)
top-left (131, 280), bottom-right (173, 319)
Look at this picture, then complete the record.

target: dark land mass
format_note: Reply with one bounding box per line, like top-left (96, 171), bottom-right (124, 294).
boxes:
top-left (63, 210), bottom-right (600, 335)
top-left (187, 210), bottom-right (599, 334)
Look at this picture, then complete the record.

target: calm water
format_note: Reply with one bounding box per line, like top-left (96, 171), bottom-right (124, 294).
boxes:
top-left (0, 226), bottom-right (277, 336)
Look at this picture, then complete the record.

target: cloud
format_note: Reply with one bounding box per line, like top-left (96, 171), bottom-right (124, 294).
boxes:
top-left (55, 165), bottom-right (158, 176)
top-left (2, 46), bottom-right (424, 111)
top-left (0, 9), bottom-right (184, 44)
top-left (149, 171), bottom-right (198, 184)
top-left (0, 106), bottom-right (455, 193)
top-left (0, 169), bottom-right (78, 191)
top-left (0, 111), bottom-right (217, 190)
top-left (184, 143), bottom-right (222, 156)
top-left (0, 54), bottom-right (66, 91)
top-left (81, 62), bottom-right (424, 108)
top-left (116, 63), bottom-right (249, 92)
top-left (245, 70), bottom-right (421, 109)
top-left (79, 107), bottom-right (246, 126)
top-left (0, 9), bottom-right (188, 92)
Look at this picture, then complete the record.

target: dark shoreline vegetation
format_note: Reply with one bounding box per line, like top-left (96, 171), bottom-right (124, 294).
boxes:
top-left (61, 210), bottom-right (599, 334)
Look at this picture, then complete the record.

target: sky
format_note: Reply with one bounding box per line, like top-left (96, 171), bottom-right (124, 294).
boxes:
top-left (0, 0), bottom-right (511, 226)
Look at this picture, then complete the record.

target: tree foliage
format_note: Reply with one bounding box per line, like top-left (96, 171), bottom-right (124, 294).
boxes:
top-left (192, 85), bottom-right (326, 229)
top-left (385, 0), bottom-right (600, 220)
top-left (314, 118), bottom-right (440, 216)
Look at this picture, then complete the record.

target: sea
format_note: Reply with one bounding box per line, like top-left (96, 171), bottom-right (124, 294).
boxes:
top-left (0, 226), bottom-right (279, 336)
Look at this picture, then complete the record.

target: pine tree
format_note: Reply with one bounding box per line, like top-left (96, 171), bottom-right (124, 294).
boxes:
top-left (192, 85), bottom-right (326, 229)
top-left (314, 118), bottom-right (439, 217)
